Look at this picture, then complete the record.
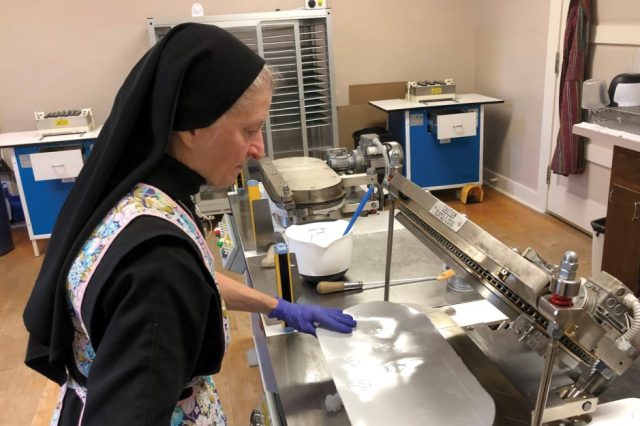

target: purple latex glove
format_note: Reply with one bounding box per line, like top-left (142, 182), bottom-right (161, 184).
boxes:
top-left (268, 298), bottom-right (357, 336)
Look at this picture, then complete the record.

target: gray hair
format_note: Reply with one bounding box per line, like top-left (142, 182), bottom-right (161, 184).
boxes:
top-left (230, 65), bottom-right (277, 112)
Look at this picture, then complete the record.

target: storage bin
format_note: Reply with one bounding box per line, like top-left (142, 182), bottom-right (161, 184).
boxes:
top-left (0, 185), bottom-right (14, 256)
top-left (2, 182), bottom-right (23, 222)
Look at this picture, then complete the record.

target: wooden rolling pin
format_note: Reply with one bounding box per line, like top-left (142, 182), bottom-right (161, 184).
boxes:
top-left (316, 269), bottom-right (455, 294)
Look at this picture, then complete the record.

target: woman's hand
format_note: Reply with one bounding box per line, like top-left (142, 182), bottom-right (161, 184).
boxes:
top-left (268, 298), bottom-right (357, 336)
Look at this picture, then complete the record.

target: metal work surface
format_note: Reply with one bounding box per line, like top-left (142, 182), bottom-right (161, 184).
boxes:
top-left (245, 221), bottom-right (481, 312)
top-left (316, 301), bottom-right (495, 426)
top-left (231, 193), bottom-right (486, 424)
top-left (234, 190), bottom-right (555, 425)
top-left (585, 105), bottom-right (640, 135)
top-left (230, 190), bottom-right (640, 425)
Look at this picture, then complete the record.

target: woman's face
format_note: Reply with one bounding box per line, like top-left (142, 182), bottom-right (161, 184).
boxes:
top-left (186, 87), bottom-right (271, 188)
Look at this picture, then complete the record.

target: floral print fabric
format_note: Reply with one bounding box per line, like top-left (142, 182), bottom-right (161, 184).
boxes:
top-left (172, 376), bottom-right (227, 426)
top-left (51, 183), bottom-right (229, 425)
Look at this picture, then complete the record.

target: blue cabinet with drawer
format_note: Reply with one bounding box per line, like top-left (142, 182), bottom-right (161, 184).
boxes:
top-left (0, 129), bottom-right (99, 255)
top-left (370, 94), bottom-right (503, 190)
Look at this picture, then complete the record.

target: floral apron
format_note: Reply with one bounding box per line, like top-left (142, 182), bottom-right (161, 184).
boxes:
top-left (51, 183), bottom-right (230, 425)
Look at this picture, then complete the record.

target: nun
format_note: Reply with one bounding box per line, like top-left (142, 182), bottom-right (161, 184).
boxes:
top-left (23, 23), bottom-right (356, 425)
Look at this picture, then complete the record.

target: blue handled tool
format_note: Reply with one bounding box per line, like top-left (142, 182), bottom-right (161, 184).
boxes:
top-left (343, 186), bottom-right (375, 236)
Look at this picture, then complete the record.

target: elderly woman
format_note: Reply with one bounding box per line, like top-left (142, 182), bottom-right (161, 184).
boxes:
top-left (23, 23), bottom-right (356, 425)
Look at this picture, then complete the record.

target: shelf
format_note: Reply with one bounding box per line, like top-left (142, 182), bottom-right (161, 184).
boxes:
top-left (305, 99), bottom-right (329, 107)
top-left (305, 97), bottom-right (330, 104)
top-left (271, 98), bottom-right (300, 106)
top-left (271, 111), bottom-right (302, 119)
top-left (273, 89), bottom-right (300, 97)
top-left (306, 123), bottom-right (332, 129)
top-left (270, 104), bottom-right (300, 112)
top-left (271, 117), bottom-right (302, 126)
top-left (271, 126), bottom-right (303, 131)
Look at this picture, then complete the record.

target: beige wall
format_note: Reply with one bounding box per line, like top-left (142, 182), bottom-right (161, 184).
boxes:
top-left (330, 0), bottom-right (477, 105)
top-left (590, 0), bottom-right (640, 84)
top-left (0, 0), bottom-right (294, 133)
top-left (594, 0), bottom-right (640, 23)
top-left (473, 0), bottom-right (551, 192)
top-left (0, 0), bottom-right (477, 133)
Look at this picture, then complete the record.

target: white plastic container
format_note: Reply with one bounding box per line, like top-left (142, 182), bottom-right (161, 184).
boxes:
top-left (613, 82), bottom-right (640, 107)
top-left (285, 220), bottom-right (353, 282)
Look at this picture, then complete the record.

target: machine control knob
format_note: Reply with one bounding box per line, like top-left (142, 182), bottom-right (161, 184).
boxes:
top-left (217, 240), bottom-right (224, 248)
top-left (307, 0), bottom-right (316, 8)
top-left (558, 251), bottom-right (579, 280)
top-left (214, 228), bottom-right (221, 237)
top-left (221, 248), bottom-right (228, 257)
top-left (550, 251), bottom-right (581, 306)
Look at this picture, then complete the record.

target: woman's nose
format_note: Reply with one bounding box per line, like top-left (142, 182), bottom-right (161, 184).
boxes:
top-left (248, 133), bottom-right (265, 159)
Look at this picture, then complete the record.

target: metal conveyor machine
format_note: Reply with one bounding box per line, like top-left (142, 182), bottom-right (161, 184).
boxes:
top-left (383, 172), bottom-right (640, 425)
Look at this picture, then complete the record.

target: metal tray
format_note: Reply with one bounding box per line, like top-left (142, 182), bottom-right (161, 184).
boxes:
top-left (317, 301), bottom-right (495, 426)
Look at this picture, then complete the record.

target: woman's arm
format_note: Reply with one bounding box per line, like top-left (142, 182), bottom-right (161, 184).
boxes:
top-left (215, 271), bottom-right (278, 313)
top-left (215, 271), bottom-right (356, 336)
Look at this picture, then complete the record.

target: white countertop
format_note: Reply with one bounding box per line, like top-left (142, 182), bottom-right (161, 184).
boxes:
top-left (573, 122), bottom-right (640, 169)
top-left (369, 93), bottom-right (503, 112)
top-left (573, 122), bottom-right (640, 153)
top-left (0, 127), bottom-right (101, 148)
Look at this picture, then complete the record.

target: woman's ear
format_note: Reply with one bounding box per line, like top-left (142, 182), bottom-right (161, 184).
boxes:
top-left (174, 129), bottom-right (199, 148)
top-left (167, 130), bottom-right (197, 162)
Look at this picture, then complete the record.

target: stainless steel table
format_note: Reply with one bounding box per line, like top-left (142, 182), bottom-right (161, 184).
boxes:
top-left (229, 191), bottom-right (527, 425)
top-left (227, 191), bottom-right (638, 425)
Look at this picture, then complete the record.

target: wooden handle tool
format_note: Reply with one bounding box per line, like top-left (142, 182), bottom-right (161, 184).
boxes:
top-left (316, 280), bottom-right (364, 294)
top-left (316, 269), bottom-right (455, 294)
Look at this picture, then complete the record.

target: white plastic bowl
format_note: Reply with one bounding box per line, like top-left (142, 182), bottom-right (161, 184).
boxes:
top-left (614, 82), bottom-right (640, 107)
top-left (284, 220), bottom-right (353, 282)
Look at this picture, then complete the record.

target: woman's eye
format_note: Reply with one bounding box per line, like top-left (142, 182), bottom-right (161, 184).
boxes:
top-left (246, 124), bottom-right (264, 136)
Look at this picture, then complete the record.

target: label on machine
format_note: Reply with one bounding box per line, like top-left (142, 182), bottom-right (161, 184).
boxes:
top-left (429, 200), bottom-right (467, 232)
top-left (409, 113), bottom-right (424, 126)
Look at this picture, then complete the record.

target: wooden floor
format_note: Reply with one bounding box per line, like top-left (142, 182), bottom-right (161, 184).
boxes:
top-left (0, 187), bottom-right (592, 425)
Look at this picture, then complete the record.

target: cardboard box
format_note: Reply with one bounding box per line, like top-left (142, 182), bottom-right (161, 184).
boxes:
top-left (336, 82), bottom-right (406, 149)
top-left (348, 82), bottom-right (406, 105)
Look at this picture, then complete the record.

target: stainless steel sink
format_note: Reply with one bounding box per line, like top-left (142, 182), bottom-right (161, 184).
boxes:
top-left (586, 106), bottom-right (640, 135)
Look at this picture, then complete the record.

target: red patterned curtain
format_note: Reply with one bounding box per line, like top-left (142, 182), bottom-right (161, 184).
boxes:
top-left (551, 0), bottom-right (591, 175)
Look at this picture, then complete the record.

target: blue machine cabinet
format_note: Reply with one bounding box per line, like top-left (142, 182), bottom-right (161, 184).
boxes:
top-left (370, 94), bottom-right (503, 190)
top-left (0, 129), bottom-right (99, 256)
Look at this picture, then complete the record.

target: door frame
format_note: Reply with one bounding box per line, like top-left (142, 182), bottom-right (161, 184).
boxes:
top-left (536, 0), bottom-right (568, 212)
